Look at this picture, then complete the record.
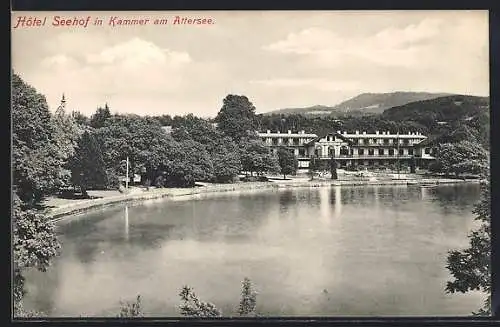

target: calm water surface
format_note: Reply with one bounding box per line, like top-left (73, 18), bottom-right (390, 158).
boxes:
top-left (23, 184), bottom-right (485, 317)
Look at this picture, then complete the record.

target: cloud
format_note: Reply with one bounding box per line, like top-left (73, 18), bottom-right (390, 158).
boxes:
top-left (41, 54), bottom-right (80, 69)
top-left (263, 19), bottom-right (445, 68)
top-left (262, 16), bottom-right (487, 69)
top-left (262, 14), bottom-right (489, 96)
top-left (86, 37), bottom-right (191, 68)
top-left (26, 37), bottom-right (208, 115)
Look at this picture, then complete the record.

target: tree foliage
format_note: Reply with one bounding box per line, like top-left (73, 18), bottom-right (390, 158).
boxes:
top-left (446, 181), bottom-right (491, 315)
top-left (162, 139), bottom-right (214, 187)
top-left (430, 141), bottom-right (489, 177)
top-left (211, 136), bottom-right (242, 183)
top-left (12, 73), bottom-right (66, 204)
top-left (215, 95), bottom-right (258, 143)
top-left (238, 277), bottom-right (257, 317)
top-left (240, 139), bottom-right (279, 176)
top-left (90, 104), bottom-right (111, 129)
top-left (68, 131), bottom-right (108, 196)
top-left (118, 295), bottom-right (143, 318)
top-left (94, 115), bottom-right (171, 186)
top-left (51, 102), bottom-right (85, 188)
top-left (179, 286), bottom-right (222, 317)
top-left (277, 147), bottom-right (298, 179)
top-left (12, 193), bottom-right (61, 312)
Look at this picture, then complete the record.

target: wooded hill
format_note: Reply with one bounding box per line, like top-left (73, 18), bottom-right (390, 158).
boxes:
top-left (264, 92), bottom-right (452, 116)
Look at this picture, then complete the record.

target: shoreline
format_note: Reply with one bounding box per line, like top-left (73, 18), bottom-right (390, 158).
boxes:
top-left (46, 178), bottom-right (482, 222)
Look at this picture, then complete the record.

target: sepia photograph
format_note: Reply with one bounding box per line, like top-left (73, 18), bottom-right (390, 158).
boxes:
top-left (11, 10), bottom-right (490, 318)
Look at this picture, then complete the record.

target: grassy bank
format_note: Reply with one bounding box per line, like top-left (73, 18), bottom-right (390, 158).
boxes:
top-left (45, 177), bottom-right (481, 221)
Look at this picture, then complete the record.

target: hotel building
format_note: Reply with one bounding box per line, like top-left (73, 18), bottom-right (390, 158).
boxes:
top-left (258, 130), bottom-right (436, 171)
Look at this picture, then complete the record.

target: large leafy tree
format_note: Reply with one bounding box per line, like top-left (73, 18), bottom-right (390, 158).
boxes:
top-left (430, 141), bottom-right (489, 177)
top-left (12, 73), bottom-right (65, 205)
top-left (51, 99), bottom-right (85, 189)
top-left (161, 139), bottom-right (214, 187)
top-left (446, 181), bottom-right (491, 315)
top-left (240, 139), bottom-right (279, 176)
top-left (12, 193), bottom-right (61, 315)
top-left (68, 131), bottom-right (108, 197)
top-left (171, 115), bottom-right (242, 183)
top-left (179, 286), bottom-right (221, 317)
top-left (277, 147), bottom-right (298, 179)
top-left (90, 104), bottom-right (111, 129)
top-left (215, 95), bottom-right (258, 143)
top-left (211, 136), bottom-right (242, 183)
top-left (94, 115), bottom-right (171, 186)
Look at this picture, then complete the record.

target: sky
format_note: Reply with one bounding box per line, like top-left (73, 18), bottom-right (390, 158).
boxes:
top-left (11, 10), bottom-right (489, 117)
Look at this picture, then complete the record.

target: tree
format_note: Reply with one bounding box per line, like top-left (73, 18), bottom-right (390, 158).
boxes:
top-left (330, 154), bottom-right (338, 180)
top-left (12, 194), bottom-right (61, 315)
top-left (51, 98), bottom-right (85, 189)
top-left (277, 147), bottom-right (298, 179)
top-left (94, 115), bottom-right (172, 187)
top-left (68, 131), bottom-right (108, 197)
top-left (211, 136), bottom-right (242, 183)
top-left (410, 156), bottom-right (416, 173)
top-left (118, 295), bottom-right (143, 318)
top-left (238, 277), bottom-right (257, 317)
top-left (215, 95), bottom-right (258, 143)
top-left (90, 104), bottom-right (111, 129)
top-left (179, 286), bottom-right (221, 317)
top-left (446, 180), bottom-right (490, 315)
top-left (12, 73), bottom-right (65, 205)
top-left (240, 139), bottom-right (279, 176)
top-left (431, 141), bottom-right (489, 177)
top-left (162, 139), bottom-right (214, 187)
top-left (71, 111), bottom-right (90, 126)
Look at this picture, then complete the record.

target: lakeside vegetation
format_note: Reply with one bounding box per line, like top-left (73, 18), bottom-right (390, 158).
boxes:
top-left (12, 72), bottom-right (490, 317)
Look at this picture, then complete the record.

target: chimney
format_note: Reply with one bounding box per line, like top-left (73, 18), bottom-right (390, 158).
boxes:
top-left (387, 131), bottom-right (390, 135)
top-left (300, 130), bottom-right (305, 134)
top-left (376, 131), bottom-right (379, 135)
top-left (363, 131), bottom-right (366, 135)
top-left (288, 130), bottom-right (291, 134)
top-left (408, 132), bottom-right (411, 135)
top-left (343, 131), bottom-right (347, 135)
top-left (267, 130), bottom-right (270, 134)
top-left (355, 130), bottom-right (359, 134)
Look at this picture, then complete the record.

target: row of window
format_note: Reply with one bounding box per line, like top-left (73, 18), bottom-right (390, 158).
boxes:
top-left (349, 138), bottom-right (417, 145)
top-left (264, 138), bottom-right (310, 146)
top-left (357, 148), bottom-right (413, 156)
top-left (310, 148), bottom-right (414, 157)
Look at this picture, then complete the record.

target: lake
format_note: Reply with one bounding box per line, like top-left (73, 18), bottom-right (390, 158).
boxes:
top-left (23, 183), bottom-right (486, 317)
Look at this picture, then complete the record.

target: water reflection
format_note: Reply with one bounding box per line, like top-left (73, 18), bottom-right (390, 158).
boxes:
top-left (22, 185), bottom-right (484, 317)
top-left (124, 206), bottom-right (129, 241)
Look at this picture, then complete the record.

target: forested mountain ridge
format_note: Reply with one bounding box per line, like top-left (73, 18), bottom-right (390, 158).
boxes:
top-left (264, 92), bottom-right (453, 116)
top-left (381, 94), bottom-right (489, 122)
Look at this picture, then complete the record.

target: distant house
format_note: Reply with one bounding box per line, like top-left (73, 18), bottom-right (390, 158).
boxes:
top-left (258, 129), bottom-right (434, 170)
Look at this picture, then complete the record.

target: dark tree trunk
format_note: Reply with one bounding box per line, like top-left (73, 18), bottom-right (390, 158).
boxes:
top-left (81, 186), bottom-right (89, 199)
top-left (330, 156), bottom-right (338, 180)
